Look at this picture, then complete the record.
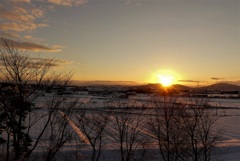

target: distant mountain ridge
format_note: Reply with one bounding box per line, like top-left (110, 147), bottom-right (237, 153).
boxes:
top-left (128, 83), bottom-right (240, 93)
top-left (71, 80), bottom-right (141, 86)
top-left (165, 83), bottom-right (240, 91)
top-left (172, 84), bottom-right (192, 91)
top-left (71, 81), bottom-right (240, 91)
top-left (198, 83), bottom-right (240, 91)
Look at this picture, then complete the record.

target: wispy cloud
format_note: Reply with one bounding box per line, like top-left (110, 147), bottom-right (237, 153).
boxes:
top-left (12, 41), bottom-right (62, 52)
top-left (0, 32), bottom-right (19, 39)
top-left (210, 77), bottom-right (223, 80)
top-left (11, 0), bottom-right (31, 3)
top-left (0, 0), bottom-right (87, 53)
top-left (23, 35), bottom-right (43, 42)
top-left (0, 57), bottom-right (72, 69)
top-left (0, 0), bottom-right (50, 51)
top-left (0, 22), bottom-right (48, 32)
top-left (31, 8), bottom-right (45, 18)
top-left (48, 0), bottom-right (87, 6)
top-left (0, 37), bottom-right (63, 52)
top-left (178, 80), bottom-right (201, 83)
top-left (0, 2), bottom-right (47, 32)
top-left (30, 58), bottom-right (73, 67)
top-left (1, 6), bottom-right (35, 23)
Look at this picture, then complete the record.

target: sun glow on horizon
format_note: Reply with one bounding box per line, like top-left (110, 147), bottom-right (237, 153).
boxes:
top-left (148, 69), bottom-right (180, 86)
top-left (157, 75), bottom-right (174, 87)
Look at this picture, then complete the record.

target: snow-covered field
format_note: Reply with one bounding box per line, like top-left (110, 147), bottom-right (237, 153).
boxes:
top-left (28, 95), bottom-right (240, 160)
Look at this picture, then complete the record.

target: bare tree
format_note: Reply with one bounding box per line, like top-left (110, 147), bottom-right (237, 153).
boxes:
top-left (109, 101), bottom-right (148, 161)
top-left (148, 97), bottom-right (221, 161)
top-left (179, 98), bottom-right (221, 161)
top-left (42, 101), bottom-right (77, 161)
top-left (148, 97), bottom-right (188, 161)
top-left (0, 38), bottom-right (76, 161)
top-left (76, 110), bottom-right (110, 161)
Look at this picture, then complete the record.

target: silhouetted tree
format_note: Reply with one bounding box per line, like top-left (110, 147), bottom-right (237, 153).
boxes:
top-left (148, 97), bottom-right (188, 161)
top-left (109, 101), bottom-right (148, 161)
top-left (0, 38), bottom-right (76, 161)
top-left (179, 99), bottom-right (221, 161)
top-left (148, 97), bottom-right (221, 161)
top-left (76, 110), bottom-right (110, 161)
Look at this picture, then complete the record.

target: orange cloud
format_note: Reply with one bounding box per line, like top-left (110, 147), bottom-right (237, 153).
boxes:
top-left (0, 37), bottom-right (63, 52)
top-left (0, 1), bottom-right (60, 53)
top-left (0, 57), bottom-right (72, 69)
top-left (0, 22), bottom-right (48, 32)
top-left (30, 58), bottom-right (73, 67)
top-left (31, 8), bottom-right (45, 18)
top-left (0, 0), bottom-right (87, 53)
top-left (0, 2), bottom-right (47, 32)
top-left (11, 41), bottom-right (62, 52)
top-left (12, 0), bottom-right (31, 3)
top-left (0, 32), bottom-right (19, 39)
top-left (48, 0), bottom-right (87, 6)
top-left (1, 6), bottom-right (36, 23)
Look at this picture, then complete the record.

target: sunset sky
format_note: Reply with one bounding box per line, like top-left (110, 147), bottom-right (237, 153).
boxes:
top-left (0, 0), bottom-right (239, 85)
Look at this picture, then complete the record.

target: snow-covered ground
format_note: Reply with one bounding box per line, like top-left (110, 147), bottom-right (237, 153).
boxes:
top-left (26, 95), bottom-right (240, 160)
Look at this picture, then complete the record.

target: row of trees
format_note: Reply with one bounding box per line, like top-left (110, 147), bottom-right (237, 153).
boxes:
top-left (72, 98), bottom-right (221, 161)
top-left (0, 38), bottom-right (221, 161)
top-left (148, 98), bottom-right (221, 161)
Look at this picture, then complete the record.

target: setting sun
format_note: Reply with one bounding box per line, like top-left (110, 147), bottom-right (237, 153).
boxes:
top-left (149, 69), bottom-right (179, 86)
top-left (157, 75), bottom-right (174, 87)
